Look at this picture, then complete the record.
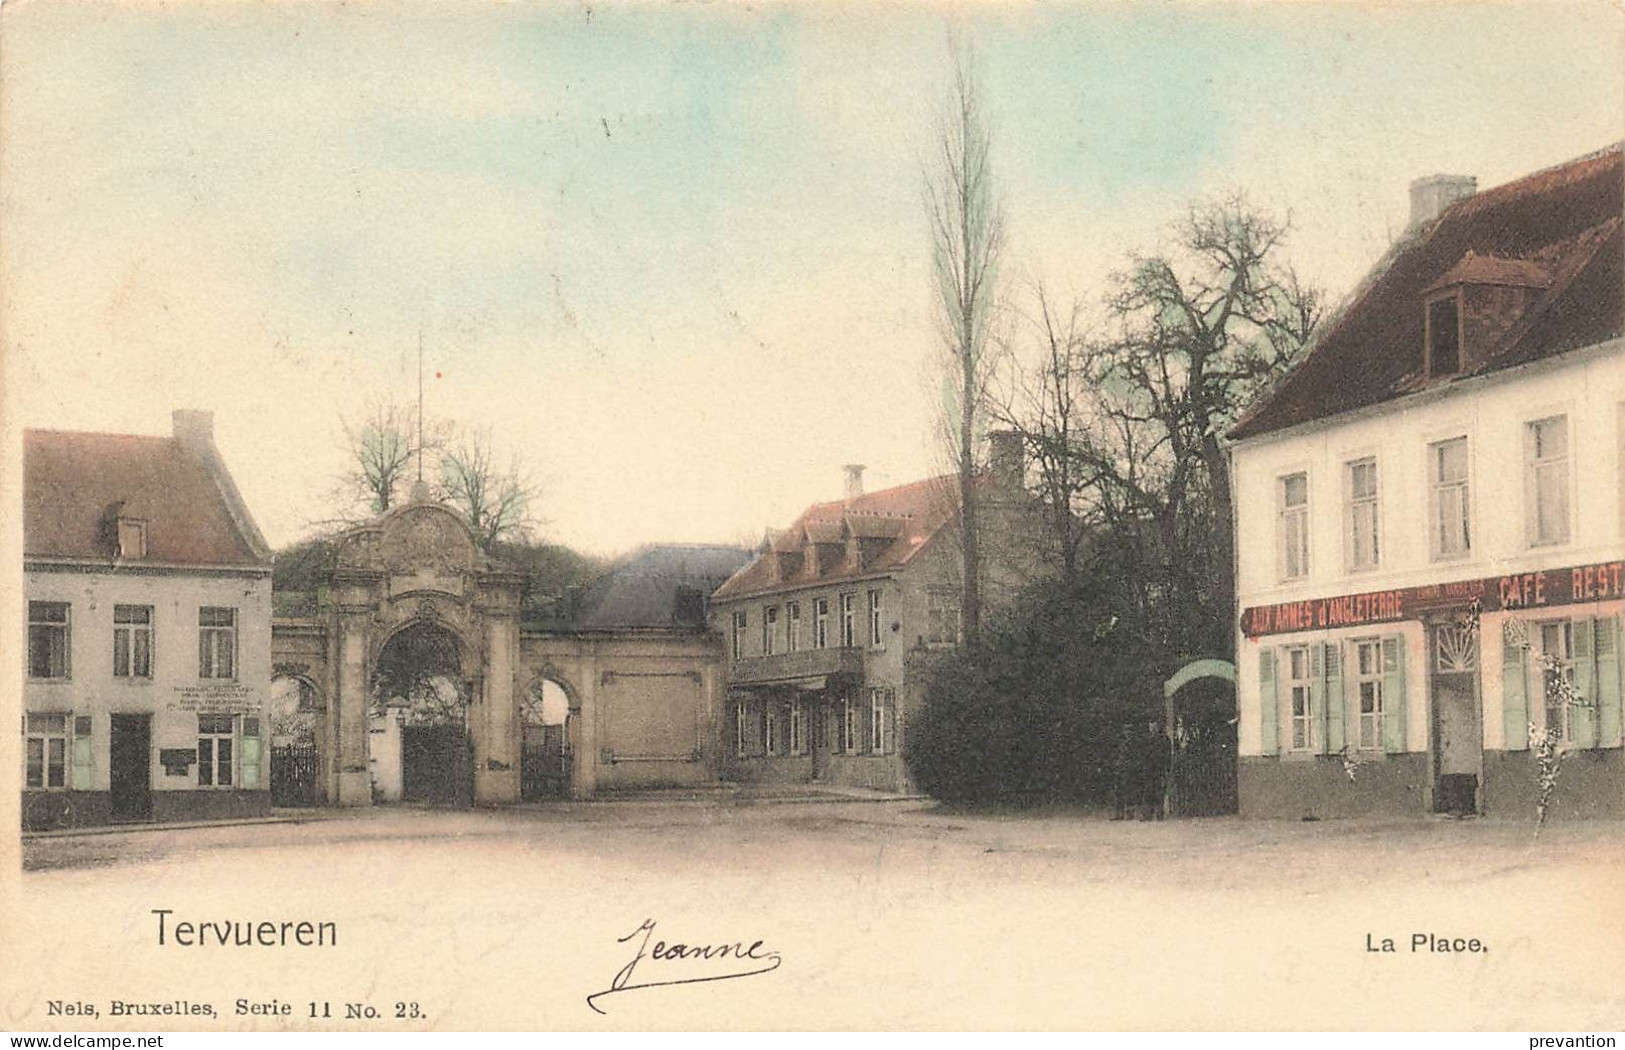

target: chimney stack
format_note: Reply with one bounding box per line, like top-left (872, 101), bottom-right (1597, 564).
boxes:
top-left (843, 464), bottom-right (866, 499)
top-left (988, 430), bottom-right (1024, 489)
top-left (172, 408), bottom-right (215, 451)
top-left (1409, 174), bottom-right (1477, 229)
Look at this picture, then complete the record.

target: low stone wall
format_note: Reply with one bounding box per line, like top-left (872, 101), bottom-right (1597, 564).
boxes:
top-left (1482, 748), bottom-right (1625, 820)
top-left (151, 789), bottom-right (272, 823)
top-left (1238, 754), bottom-right (1429, 819)
top-left (21, 791), bottom-right (113, 831)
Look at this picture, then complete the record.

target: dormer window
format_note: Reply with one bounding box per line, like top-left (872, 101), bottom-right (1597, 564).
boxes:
top-left (116, 518), bottom-right (148, 559)
top-left (1426, 294), bottom-right (1462, 376)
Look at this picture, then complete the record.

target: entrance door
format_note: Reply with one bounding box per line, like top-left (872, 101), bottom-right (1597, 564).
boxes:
top-left (401, 725), bottom-right (471, 805)
top-left (1429, 620), bottom-right (1482, 815)
top-left (109, 714), bottom-right (152, 821)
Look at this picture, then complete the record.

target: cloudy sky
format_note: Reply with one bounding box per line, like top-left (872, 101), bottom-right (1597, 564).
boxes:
top-left (3, 0), bottom-right (1620, 557)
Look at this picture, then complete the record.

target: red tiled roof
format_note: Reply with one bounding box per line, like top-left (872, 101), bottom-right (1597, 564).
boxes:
top-left (712, 473), bottom-right (961, 599)
top-left (1230, 144), bottom-right (1624, 441)
top-left (1422, 251), bottom-right (1553, 294)
top-left (24, 429), bottom-right (269, 566)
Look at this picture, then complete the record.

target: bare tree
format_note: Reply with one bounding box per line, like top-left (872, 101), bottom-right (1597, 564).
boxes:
top-left (437, 425), bottom-right (539, 552)
top-left (328, 395), bottom-right (451, 524)
top-left (994, 285), bottom-right (1099, 577)
top-left (925, 37), bottom-right (1006, 645)
top-left (1062, 196), bottom-right (1323, 658)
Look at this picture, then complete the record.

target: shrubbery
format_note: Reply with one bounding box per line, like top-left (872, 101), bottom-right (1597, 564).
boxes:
top-left (904, 571), bottom-right (1167, 806)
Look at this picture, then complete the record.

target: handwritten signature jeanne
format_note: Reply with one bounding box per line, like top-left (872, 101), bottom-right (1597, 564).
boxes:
top-left (586, 919), bottom-right (783, 1015)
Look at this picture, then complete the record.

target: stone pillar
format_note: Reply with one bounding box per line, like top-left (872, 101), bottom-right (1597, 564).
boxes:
top-left (333, 604), bottom-right (375, 806)
top-left (475, 610), bottom-right (520, 804)
top-left (573, 651), bottom-right (600, 799)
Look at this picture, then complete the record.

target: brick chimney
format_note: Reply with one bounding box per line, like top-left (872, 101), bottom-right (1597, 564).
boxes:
top-left (843, 464), bottom-right (865, 499)
top-left (988, 430), bottom-right (1024, 489)
top-left (172, 408), bottom-right (215, 451)
top-left (1409, 174), bottom-right (1477, 228)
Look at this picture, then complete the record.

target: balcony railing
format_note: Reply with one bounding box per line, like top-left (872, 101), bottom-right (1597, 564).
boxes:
top-left (728, 646), bottom-right (864, 686)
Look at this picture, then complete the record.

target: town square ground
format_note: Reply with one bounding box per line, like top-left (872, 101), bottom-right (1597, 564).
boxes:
top-left (9, 797), bottom-right (1625, 1031)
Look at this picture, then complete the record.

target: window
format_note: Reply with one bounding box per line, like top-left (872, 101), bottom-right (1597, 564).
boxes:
top-left (1430, 437), bottom-right (1471, 559)
top-left (24, 712), bottom-right (68, 790)
top-left (789, 698), bottom-right (806, 756)
top-left (840, 695), bottom-right (857, 754)
top-left (731, 611), bottom-right (748, 662)
top-left (763, 702), bottom-right (778, 756)
top-left (113, 605), bottom-right (153, 679)
top-left (868, 590), bottom-right (884, 649)
top-left (926, 589), bottom-right (961, 648)
top-left (786, 602), bottom-right (801, 653)
top-left (1353, 639), bottom-right (1384, 750)
top-left (814, 598), bottom-right (830, 650)
top-left (1427, 295), bottom-right (1461, 375)
top-left (28, 601), bottom-right (70, 680)
top-left (1279, 472), bottom-right (1309, 580)
top-left (197, 713), bottom-right (235, 787)
top-left (762, 606), bottom-right (778, 656)
top-left (734, 699), bottom-right (748, 758)
top-left (1526, 416), bottom-right (1571, 547)
top-left (1345, 458), bottom-right (1380, 571)
top-left (1538, 621), bottom-right (1575, 743)
top-left (839, 593), bottom-right (856, 647)
top-left (1285, 645), bottom-right (1315, 752)
top-left (869, 687), bottom-right (889, 754)
top-left (198, 607), bottom-right (237, 679)
top-left (116, 518), bottom-right (148, 559)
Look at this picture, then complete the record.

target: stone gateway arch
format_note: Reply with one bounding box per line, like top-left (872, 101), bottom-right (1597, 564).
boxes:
top-left (270, 496), bottom-right (728, 806)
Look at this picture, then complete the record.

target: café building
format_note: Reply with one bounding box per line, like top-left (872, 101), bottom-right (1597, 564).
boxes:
top-left (1228, 145), bottom-right (1625, 819)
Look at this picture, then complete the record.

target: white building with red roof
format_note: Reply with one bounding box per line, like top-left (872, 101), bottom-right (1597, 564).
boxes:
top-left (23, 410), bottom-right (274, 829)
top-left (1229, 145), bottom-right (1624, 819)
top-left (708, 438), bottom-right (1040, 791)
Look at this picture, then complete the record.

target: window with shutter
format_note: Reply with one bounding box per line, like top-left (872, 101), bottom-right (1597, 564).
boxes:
top-left (1258, 649), bottom-right (1279, 756)
top-left (1596, 616), bottom-right (1623, 748)
top-left (1322, 642), bottom-right (1344, 754)
top-left (1380, 635), bottom-right (1407, 753)
top-left (1502, 621), bottom-right (1530, 751)
top-left (1570, 618), bottom-right (1597, 749)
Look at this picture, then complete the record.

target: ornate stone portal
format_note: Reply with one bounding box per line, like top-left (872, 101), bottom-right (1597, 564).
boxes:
top-left (269, 496), bottom-right (728, 806)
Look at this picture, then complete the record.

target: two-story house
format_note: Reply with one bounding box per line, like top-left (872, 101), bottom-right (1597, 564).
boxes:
top-left (1229, 145), bottom-right (1624, 819)
top-left (23, 410), bottom-right (275, 829)
top-left (709, 435), bottom-right (1039, 792)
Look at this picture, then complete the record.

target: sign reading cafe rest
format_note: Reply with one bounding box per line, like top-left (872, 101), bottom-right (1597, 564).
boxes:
top-left (1241, 559), bottom-right (1625, 638)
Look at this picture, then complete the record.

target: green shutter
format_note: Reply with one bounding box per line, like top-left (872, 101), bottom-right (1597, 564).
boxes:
top-left (1502, 624), bottom-right (1529, 751)
top-left (1572, 617), bottom-right (1598, 749)
top-left (1324, 642), bottom-right (1346, 755)
top-left (1259, 649), bottom-right (1279, 756)
top-left (240, 717), bottom-right (262, 789)
top-left (1596, 616), bottom-right (1622, 748)
top-left (1381, 635), bottom-right (1407, 753)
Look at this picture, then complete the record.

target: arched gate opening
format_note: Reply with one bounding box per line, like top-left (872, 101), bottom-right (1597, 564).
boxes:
top-left (370, 621), bottom-right (471, 806)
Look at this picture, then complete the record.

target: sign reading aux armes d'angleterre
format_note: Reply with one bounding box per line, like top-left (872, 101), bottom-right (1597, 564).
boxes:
top-left (1242, 559), bottom-right (1625, 638)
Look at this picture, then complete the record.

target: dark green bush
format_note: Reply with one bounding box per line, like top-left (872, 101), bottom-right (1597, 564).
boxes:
top-left (904, 571), bottom-right (1165, 806)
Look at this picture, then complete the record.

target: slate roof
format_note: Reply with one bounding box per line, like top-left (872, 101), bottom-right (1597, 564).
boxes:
top-left (24, 428), bottom-right (270, 567)
top-left (574, 544), bottom-right (754, 630)
top-left (1230, 144), bottom-right (1624, 441)
top-left (711, 474), bottom-right (960, 600)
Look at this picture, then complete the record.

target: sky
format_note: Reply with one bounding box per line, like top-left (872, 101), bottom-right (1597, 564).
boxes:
top-left (2, 0), bottom-right (1621, 558)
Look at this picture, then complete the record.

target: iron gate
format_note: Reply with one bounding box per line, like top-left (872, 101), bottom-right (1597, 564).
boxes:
top-left (1168, 734), bottom-right (1238, 817)
top-left (270, 742), bottom-right (320, 807)
top-left (521, 723), bottom-right (570, 799)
